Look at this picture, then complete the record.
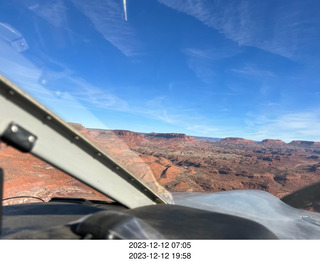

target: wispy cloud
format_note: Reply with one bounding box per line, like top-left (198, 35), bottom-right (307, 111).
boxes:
top-left (28, 0), bottom-right (69, 28)
top-left (184, 48), bottom-right (214, 60)
top-left (0, 36), bottom-right (217, 136)
top-left (231, 64), bottom-right (275, 78)
top-left (72, 0), bottom-right (141, 56)
top-left (186, 124), bottom-right (220, 135)
top-left (140, 108), bottom-right (224, 137)
top-left (0, 42), bottom-right (219, 136)
top-left (183, 48), bottom-right (221, 84)
top-left (135, 96), bottom-right (200, 126)
top-left (159, 0), bottom-right (316, 59)
top-left (0, 37), bottom-right (129, 116)
top-left (27, 0), bottom-right (140, 56)
top-left (66, 77), bottom-right (129, 111)
top-left (183, 45), bottom-right (241, 84)
top-left (246, 111), bottom-right (320, 142)
top-left (126, 95), bottom-right (225, 136)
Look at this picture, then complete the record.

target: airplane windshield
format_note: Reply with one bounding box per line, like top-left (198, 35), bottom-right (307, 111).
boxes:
top-left (0, 1), bottom-right (320, 211)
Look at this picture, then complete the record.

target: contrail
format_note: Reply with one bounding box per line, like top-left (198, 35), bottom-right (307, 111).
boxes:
top-left (123, 0), bottom-right (127, 21)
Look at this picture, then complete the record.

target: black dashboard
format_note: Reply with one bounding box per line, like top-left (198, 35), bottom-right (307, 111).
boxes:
top-left (0, 198), bottom-right (277, 239)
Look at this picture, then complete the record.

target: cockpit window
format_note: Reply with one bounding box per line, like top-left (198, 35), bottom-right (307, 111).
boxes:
top-left (0, 1), bottom-right (320, 210)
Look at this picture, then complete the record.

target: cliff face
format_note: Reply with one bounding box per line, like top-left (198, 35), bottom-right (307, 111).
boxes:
top-left (219, 137), bottom-right (256, 144)
top-left (148, 133), bottom-right (189, 139)
top-left (261, 139), bottom-right (286, 146)
top-left (289, 140), bottom-right (320, 147)
top-left (145, 133), bottom-right (196, 142)
top-left (68, 122), bottom-right (88, 136)
top-left (111, 130), bottom-right (147, 147)
top-left (68, 122), bottom-right (86, 132)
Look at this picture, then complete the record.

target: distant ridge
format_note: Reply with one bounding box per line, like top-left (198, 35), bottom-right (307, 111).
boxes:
top-left (68, 123), bottom-right (319, 146)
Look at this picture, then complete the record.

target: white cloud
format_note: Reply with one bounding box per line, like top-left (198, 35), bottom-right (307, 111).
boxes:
top-left (231, 64), bottom-right (276, 95)
top-left (28, 0), bottom-right (69, 28)
top-left (0, 39), bottom-right (214, 135)
top-left (0, 36), bottom-right (129, 118)
top-left (26, 0), bottom-right (141, 56)
top-left (184, 48), bottom-right (214, 60)
top-left (134, 106), bottom-right (186, 126)
top-left (145, 96), bottom-right (167, 108)
top-left (183, 45), bottom-right (241, 83)
top-left (186, 124), bottom-right (220, 135)
top-left (231, 65), bottom-right (275, 78)
top-left (159, 0), bottom-right (314, 59)
top-left (246, 111), bottom-right (320, 142)
top-left (143, 109), bottom-right (224, 137)
top-left (66, 77), bottom-right (129, 111)
top-left (71, 0), bottom-right (142, 56)
top-left (183, 48), bottom-right (218, 83)
top-left (129, 96), bottom-right (225, 135)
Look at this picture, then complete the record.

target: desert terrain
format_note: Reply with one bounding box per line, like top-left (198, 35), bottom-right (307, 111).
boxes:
top-left (1, 123), bottom-right (320, 211)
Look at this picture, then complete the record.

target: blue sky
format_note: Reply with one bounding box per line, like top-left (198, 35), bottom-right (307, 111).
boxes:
top-left (1, 0), bottom-right (320, 142)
